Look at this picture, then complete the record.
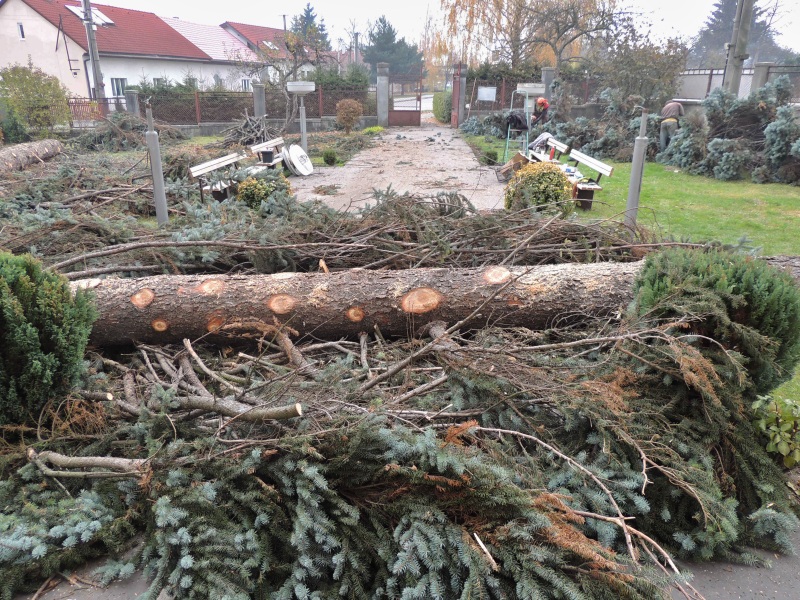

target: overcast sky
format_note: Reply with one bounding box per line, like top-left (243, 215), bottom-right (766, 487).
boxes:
top-left (100, 0), bottom-right (800, 53)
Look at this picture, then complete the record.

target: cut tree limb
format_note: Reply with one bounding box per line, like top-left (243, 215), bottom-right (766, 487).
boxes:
top-left (72, 262), bottom-right (644, 347)
top-left (0, 139), bottom-right (64, 173)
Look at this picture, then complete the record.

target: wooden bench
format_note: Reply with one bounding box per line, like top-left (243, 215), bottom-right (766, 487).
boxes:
top-left (250, 137), bottom-right (285, 169)
top-left (190, 152), bottom-right (247, 202)
top-left (529, 138), bottom-right (570, 163)
top-left (568, 149), bottom-right (613, 210)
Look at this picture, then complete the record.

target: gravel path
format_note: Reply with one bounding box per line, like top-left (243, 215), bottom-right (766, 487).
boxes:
top-left (289, 119), bottom-right (506, 211)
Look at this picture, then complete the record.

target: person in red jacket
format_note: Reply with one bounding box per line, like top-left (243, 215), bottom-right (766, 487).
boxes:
top-left (530, 97), bottom-right (550, 127)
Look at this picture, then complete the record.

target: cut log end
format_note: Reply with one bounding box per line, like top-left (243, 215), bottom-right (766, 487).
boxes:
top-left (267, 294), bottom-right (297, 314)
top-left (401, 288), bottom-right (443, 314)
top-left (151, 318), bottom-right (170, 333)
top-left (483, 267), bottom-right (512, 285)
top-left (347, 306), bottom-right (365, 322)
top-left (131, 288), bottom-right (155, 309)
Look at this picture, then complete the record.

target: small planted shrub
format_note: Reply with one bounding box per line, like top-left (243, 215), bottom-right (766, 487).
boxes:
top-left (432, 91), bottom-right (452, 123)
top-left (361, 126), bottom-right (384, 136)
top-left (503, 162), bottom-right (572, 213)
top-left (235, 171), bottom-right (292, 209)
top-left (752, 394), bottom-right (800, 467)
top-left (336, 99), bottom-right (363, 134)
top-left (481, 149), bottom-right (498, 165)
top-left (322, 148), bottom-right (338, 166)
top-left (0, 252), bottom-right (96, 425)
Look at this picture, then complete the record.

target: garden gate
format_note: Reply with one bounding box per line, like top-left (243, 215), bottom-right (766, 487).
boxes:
top-left (388, 70), bottom-right (423, 126)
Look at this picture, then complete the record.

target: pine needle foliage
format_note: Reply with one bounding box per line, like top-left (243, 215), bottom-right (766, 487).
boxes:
top-left (0, 252), bottom-right (96, 425)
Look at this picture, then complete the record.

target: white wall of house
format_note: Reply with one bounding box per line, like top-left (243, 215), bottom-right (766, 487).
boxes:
top-left (0, 0), bottom-right (89, 96)
top-left (96, 56), bottom-right (251, 95)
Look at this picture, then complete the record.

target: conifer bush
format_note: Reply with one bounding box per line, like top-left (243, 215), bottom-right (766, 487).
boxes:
top-left (0, 252), bottom-right (96, 425)
top-left (432, 91), bottom-right (452, 123)
top-left (633, 248), bottom-right (800, 395)
top-left (503, 162), bottom-right (573, 214)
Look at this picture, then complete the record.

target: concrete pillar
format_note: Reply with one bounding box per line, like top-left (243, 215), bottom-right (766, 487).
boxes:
top-left (124, 90), bottom-right (140, 116)
top-left (752, 62), bottom-right (774, 91)
top-left (457, 64), bottom-right (467, 126)
top-left (377, 63), bottom-right (389, 127)
top-left (541, 68), bottom-right (555, 101)
top-left (450, 63), bottom-right (462, 128)
top-left (253, 83), bottom-right (266, 117)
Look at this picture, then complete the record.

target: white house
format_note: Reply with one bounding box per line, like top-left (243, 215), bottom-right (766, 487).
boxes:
top-left (0, 0), bottom-right (252, 97)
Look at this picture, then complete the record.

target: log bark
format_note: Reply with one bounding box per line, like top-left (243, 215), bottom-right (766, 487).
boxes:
top-left (72, 262), bottom-right (644, 347)
top-left (0, 139), bottom-right (64, 173)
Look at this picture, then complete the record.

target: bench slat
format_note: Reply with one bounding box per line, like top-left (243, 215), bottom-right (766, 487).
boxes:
top-left (250, 138), bottom-right (285, 153)
top-left (189, 153), bottom-right (246, 178)
top-left (547, 139), bottom-right (570, 154)
top-left (569, 150), bottom-right (613, 177)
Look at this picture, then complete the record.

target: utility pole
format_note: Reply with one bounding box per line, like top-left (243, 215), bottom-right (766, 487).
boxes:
top-left (722, 0), bottom-right (756, 96)
top-left (353, 32), bottom-right (359, 64)
top-left (81, 0), bottom-right (105, 101)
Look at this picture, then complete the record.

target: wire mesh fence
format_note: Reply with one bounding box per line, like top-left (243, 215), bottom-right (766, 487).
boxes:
top-left (142, 92), bottom-right (253, 125)
top-left (768, 65), bottom-right (800, 102)
top-left (261, 86), bottom-right (376, 118)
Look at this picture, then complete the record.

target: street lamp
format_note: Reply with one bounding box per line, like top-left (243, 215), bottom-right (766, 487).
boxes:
top-left (286, 80), bottom-right (315, 153)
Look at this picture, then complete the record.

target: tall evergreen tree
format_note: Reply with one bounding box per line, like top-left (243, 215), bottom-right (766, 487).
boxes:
top-left (290, 3), bottom-right (331, 52)
top-left (362, 16), bottom-right (425, 78)
top-left (689, 0), bottom-right (799, 67)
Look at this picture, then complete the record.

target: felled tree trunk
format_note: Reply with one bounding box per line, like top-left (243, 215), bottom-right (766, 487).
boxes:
top-left (0, 139), bottom-right (64, 173)
top-left (72, 262), bottom-right (644, 347)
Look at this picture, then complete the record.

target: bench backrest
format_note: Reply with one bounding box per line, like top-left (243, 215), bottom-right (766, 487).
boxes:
top-left (547, 138), bottom-right (570, 155)
top-left (569, 149), bottom-right (614, 178)
top-left (189, 152), bottom-right (247, 178)
top-left (250, 137), bottom-right (285, 154)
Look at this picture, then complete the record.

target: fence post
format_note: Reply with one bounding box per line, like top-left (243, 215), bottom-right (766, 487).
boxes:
top-left (124, 90), bottom-right (140, 116)
top-left (194, 91), bottom-right (201, 125)
top-left (541, 67), bottom-right (555, 101)
top-left (318, 86), bottom-right (324, 117)
top-left (500, 79), bottom-right (506, 110)
top-left (752, 62), bottom-right (774, 91)
top-left (377, 63), bottom-right (389, 127)
top-left (253, 83), bottom-right (266, 117)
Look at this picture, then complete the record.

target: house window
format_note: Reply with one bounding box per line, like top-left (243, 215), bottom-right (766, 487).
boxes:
top-left (241, 79), bottom-right (251, 92)
top-left (17, 23), bottom-right (25, 40)
top-left (110, 78), bottom-right (127, 96)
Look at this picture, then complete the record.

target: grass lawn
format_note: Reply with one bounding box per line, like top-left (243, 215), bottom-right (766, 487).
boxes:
top-left (466, 135), bottom-right (800, 255)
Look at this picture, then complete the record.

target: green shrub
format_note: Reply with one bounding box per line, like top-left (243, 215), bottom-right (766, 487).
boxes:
top-left (481, 149), bottom-right (498, 165)
top-left (235, 172), bottom-right (292, 209)
top-left (633, 248), bottom-right (800, 394)
top-left (322, 148), bottom-right (337, 165)
top-left (0, 253), bottom-right (96, 425)
top-left (361, 125), bottom-right (384, 135)
top-left (752, 394), bottom-right (800, 467)
top-left (336, 99), bottom-right (363, 134)
top-left (432, 91), bottom-right (452, 123)
top-left (0, 61), bottom-right (71, 131)
top-left (503, 162), bottom-right (572, 214)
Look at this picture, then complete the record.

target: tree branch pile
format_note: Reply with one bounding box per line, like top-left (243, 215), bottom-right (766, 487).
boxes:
top-left (3, 243), bottom-right (800, 599)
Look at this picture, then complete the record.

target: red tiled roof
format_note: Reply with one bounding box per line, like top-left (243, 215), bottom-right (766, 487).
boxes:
top-left (222, 21), bottom-right (289, 58)
top-left (21, 0), bottom-right (210, 59)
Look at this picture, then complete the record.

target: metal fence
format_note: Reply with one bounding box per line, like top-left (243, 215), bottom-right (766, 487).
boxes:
top-left (67, 97), bottom-right (126, 128)
top-left (677, 68), bottom-right (756, 99)
top-left (263, 86), bottom-right (376, 119)
top-left (143, 91), bottom-right (252, 125)
top-left (768, 65), bottom-right (800, 102)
